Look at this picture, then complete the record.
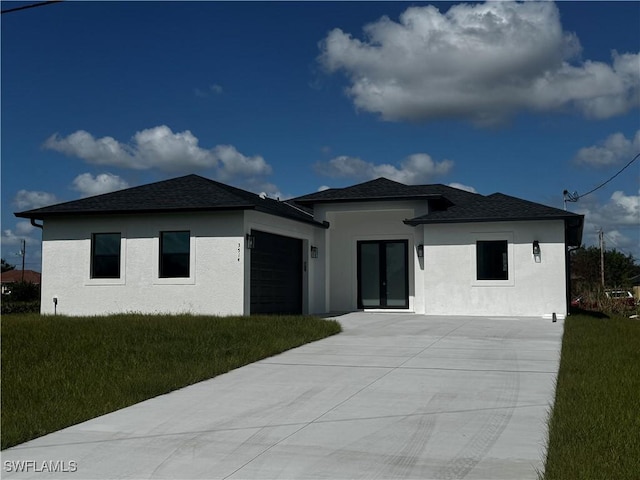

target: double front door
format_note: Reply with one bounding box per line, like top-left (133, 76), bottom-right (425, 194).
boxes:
top-left (357, 240), bottom-right (409, 309)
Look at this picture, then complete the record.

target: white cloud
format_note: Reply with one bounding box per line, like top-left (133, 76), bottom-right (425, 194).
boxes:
top-left (317, 185), bottom-right (331, 192)
top-left (573, 189), bottom-right (640, 257)
top-left (72, 173), bottom-right (130, 197)
top-left (44, 125), bottom-right (272, 180)
top-left (1, 229), bottom-right (25, 248)
top-left (1, 228), bottom-right (42, 271)
top-left (609, 190), bottom-right (640, 226)
top-left (575, 189), bottom-right (639, 228)
top-left (214, 145), bottom-right (272, 180)
top-left (15, 221), bottom-right (35, 236)
top-left (319, 2), bottom-right (639, 125)
top-left (316, 153), bottom-right (453, 184)
top-left (44, 130), bottom-right (133, 168)
top-left (448, 182), bottom-right (477, 193)
top-left (13, 190), bottom-right (59, 210)
top-left (574, 130), bottom-right (640, 167)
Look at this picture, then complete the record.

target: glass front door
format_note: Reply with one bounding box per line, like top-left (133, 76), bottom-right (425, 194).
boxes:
top-left (357, 240), bottom-right (408, 309)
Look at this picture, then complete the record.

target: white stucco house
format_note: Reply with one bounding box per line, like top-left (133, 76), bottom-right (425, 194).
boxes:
top-left (16, 175), bottom-right (583, 318)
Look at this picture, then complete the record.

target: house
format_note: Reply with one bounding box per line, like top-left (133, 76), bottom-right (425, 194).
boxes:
top-left (15, 175), bottom-right (583, 318)
top-left (1, 269), bottom-right (41, 295)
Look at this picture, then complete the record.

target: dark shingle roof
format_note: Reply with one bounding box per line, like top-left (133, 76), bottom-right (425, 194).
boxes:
top-left (15, 174), bottom-right (326, 228)
top-left (404, 191), bottom-right (584, 247)
top-left (405, 192), bottom-right (582, 224)
top-left (16, 175), bottom-right (584, 245)
top-left (294, 177), bottom-right (457, 204)
top-left (293, 177), bottom-right (583, 246)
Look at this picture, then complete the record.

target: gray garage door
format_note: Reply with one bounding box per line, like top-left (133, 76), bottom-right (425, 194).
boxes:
top-left (250, 230), bottom-right (303, 314)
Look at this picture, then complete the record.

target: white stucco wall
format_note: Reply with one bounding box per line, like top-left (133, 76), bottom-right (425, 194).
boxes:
top-left (40, 209), bottom-right (326, 317)
top-left (421, 220), bottom-right (568, 318)
top-left (40, 212), bottom-right (246, 316)
top-left (39, 202), bottom-right (569, 319)
top-left (314, 201), bottom-right (425, 313)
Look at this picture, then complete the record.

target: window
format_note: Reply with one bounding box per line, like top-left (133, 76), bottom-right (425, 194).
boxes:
top-left (159, 231), bottom-right (190, 278)
top-left (476, 240), bottom-right (508, 280)
top-left (92, 233), bottom-right (121, 278)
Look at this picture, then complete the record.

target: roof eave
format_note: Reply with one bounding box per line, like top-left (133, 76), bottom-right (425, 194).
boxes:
top-left (404, 214), bottom-right (583, 226)
top-left (14, 204), bottom-right (255, 220)
top-left (295, 194), bottom-right (444, 206)
top-left (252, 205), bottom-right (329, 229)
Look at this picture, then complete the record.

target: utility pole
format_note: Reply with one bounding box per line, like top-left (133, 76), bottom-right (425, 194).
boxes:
top-left (20, 239), bottom-right (26, 282)
top-left (598, 229), bottom-right (605, 288)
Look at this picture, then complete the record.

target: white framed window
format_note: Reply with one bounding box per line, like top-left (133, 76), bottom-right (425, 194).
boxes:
top-left (159, 231), bottom-right (190, 278)
top-left (91, 232), bottom-right (121, 279)
top-left (471, 232), bottom-right (514, 287)
top-left (476, 240), bottom-right (508, 280)
top-left (86, 232), bottom-right (126, 286)
top-left (153, 231), bottom-right (196, 285)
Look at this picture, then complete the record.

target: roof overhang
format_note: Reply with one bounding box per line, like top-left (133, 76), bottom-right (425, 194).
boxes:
top-left (15, 204), bottom-right (254, 220)
top-left (16, 204), bottom-right (330, 229)
top-left (404, 214), bottom-right (585, 248)
top-left (294, 193), bottom-right (446, 206)
top-left (404, 214), bottom-right (581, 226)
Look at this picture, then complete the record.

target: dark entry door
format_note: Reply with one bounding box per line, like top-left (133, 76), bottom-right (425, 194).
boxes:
top-left (357, 240), bottom-right (409, 309)
top-left (250, 230), bottom-right (303, 314)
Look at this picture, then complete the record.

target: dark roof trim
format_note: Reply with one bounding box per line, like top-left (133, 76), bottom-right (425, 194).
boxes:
top-left (403, 214), bottom-right (582, 226)
top-left (295, 193), bottom-right (444, 206)
top-left (405, 214), bottom-right (585, 248)
top-left (15, 204), bottom-right (252, 219)
top-left (16, 204), bottom-right (330, 228)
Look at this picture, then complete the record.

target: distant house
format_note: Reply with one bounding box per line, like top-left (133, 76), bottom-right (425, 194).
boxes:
top-left (1, 269), bottom-right (41, 295)
top-left (15, 175), bottom-right (583, 318)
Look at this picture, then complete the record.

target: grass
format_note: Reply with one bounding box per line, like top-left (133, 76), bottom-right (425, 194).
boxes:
top-left (1, 313), bottom-right (341, 450)
top-left (543, 310), bottom-right (640, 479)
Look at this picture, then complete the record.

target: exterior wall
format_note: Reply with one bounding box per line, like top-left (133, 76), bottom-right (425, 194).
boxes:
top-left (40, 212), bottom-right (245, 316)
top-left (421, 220), bottom-right (568, 318)
top-left (243, 210), bottom-right (325, 314)
top-left (39, 202), bottom-right (570, 319)
top-left (314, 201), bottom-right (427, 313)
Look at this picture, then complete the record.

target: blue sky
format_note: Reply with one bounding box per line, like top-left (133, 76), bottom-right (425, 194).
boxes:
top-left (2, 1), bottom-right (639, 271)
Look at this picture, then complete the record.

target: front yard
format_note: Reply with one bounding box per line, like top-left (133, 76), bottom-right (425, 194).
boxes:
top-left (0, 313), bottom-right (341, 450)
top-left (543, 311), bottom-right (640, 479)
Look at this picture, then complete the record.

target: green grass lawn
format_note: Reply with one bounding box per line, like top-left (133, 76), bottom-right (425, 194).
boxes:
top-left (543, 311), bottom-right (640, 479)
top-left (1, 313), bottom-right (341, 450)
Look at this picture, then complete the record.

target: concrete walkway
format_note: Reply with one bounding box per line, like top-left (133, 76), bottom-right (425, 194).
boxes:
top-left (2, 313), bottom-right (564, 479)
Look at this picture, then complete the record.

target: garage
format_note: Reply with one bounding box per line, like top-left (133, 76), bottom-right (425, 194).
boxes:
top-left (250, 230), bottom-right (303, 314)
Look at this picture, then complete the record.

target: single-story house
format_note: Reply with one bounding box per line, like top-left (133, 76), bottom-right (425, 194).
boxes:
top-left (16, 174), bottom-right (584, 318)
top-left (1, 269), bottom-right (42, 295)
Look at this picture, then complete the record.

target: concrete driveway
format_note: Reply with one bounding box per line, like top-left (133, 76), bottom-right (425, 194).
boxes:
top-left (2, 313), bottom-right (563, 479)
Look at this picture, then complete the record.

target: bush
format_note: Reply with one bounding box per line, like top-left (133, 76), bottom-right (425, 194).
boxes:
top-left (5, 281), bottom-right (40, 302)
top-left (1, 301), bottom-right (41, 314)
top-left (572, 287), bottom-right (638, 317)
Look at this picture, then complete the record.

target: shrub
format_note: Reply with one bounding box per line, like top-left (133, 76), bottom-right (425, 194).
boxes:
top-left (4, 281), bottom-right (40, 302)
top-left (1, 301), bottom-right (41, 314)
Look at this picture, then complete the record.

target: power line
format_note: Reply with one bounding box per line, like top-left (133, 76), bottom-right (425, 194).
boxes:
top-left (1, 1), bottom-right (62, 15)
top-left (564, 151), bottom-right (640, 207)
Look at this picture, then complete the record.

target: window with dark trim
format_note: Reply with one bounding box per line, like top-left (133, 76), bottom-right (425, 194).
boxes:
top-left (91, 233), bottom-right (121, 278)
top-left (159, 231), bottom-right (190, 278)
top-left (476, 240), bottom-right (508, 280)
